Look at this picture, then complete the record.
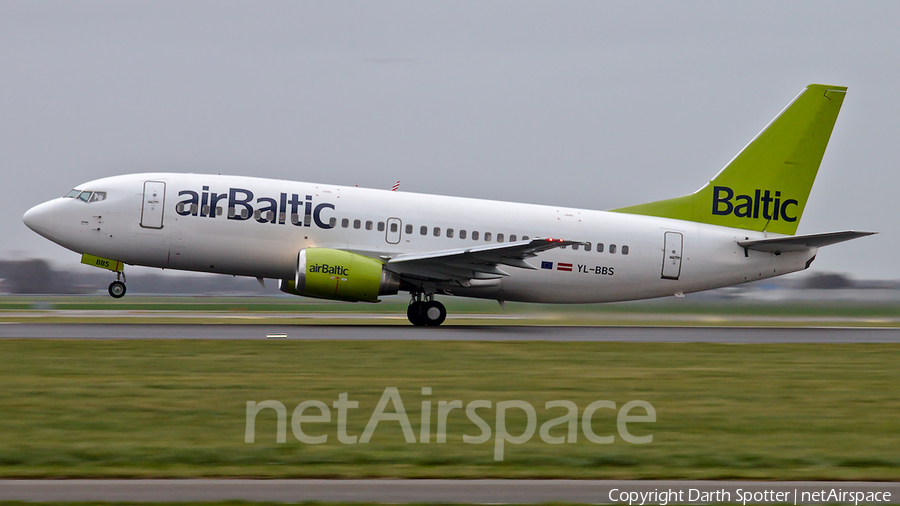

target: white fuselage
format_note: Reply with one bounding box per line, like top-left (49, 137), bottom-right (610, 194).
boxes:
top-left (24, 173), bottom-right (815, 303)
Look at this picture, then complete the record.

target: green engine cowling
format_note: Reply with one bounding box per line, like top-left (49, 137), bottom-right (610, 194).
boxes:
top-left (279, 248), bottom-right (400, 302)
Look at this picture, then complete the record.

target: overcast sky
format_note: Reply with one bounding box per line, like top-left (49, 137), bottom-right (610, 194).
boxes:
top-left (2, 1), bottom-right (896, 280)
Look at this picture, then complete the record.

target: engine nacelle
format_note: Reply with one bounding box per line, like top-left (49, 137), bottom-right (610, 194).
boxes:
top-left (279, 248), bottom-right (400, 302)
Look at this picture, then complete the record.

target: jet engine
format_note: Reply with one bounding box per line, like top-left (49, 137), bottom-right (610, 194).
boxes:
top-left (279, 248), bottom-right (400, 302)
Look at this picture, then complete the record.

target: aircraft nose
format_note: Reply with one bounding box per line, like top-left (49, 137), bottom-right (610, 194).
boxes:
top-left (23, 200), bottom-right (59, 239)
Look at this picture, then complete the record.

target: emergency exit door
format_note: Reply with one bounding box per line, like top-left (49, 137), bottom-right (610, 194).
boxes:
top-left (661, 231), bottom-right (683, 280)
top-left (141, 181), bottom-right (166, 229)
top-left (385, 217), bottom-right (402, 244)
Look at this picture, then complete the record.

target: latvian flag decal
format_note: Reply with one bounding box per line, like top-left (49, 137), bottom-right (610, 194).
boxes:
top-left (557, 262), bottom-right (573, 272)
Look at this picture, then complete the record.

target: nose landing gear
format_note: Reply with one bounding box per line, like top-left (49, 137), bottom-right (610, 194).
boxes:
top-left (407, 292), bottom-right (446, 326)
top-left (108, 272), bottom-right (127, 299)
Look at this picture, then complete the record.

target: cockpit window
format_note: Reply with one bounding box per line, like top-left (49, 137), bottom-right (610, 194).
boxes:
top-left (71, 190), bottom-right (107, 203)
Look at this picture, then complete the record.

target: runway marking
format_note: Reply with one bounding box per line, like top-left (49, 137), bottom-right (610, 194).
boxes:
top-left (0, 324), bottom-right (898, 342)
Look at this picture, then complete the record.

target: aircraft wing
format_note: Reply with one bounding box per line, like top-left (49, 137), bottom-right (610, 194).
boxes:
top-left (738, 231), bottom-right (876, 254)
top-left (384, 238), bottom-right (579, 281)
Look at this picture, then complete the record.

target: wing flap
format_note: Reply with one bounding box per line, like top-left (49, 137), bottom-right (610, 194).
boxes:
top-left (386, 238), bottom-right (578, 282)
top-left (387, 238), bottom-right (578, 265)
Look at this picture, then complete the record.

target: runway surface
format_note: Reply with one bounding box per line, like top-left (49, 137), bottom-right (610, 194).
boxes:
top-left (0, 323), bottom-right (898, 342)
top-left (0, 479), bottom-right (897, 503)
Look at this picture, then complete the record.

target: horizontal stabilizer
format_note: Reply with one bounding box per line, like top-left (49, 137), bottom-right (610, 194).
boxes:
top-left (738, 231), bottom-right (876, 254)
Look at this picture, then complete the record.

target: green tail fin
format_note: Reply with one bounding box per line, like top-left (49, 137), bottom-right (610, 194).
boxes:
top-left (611, 84), bottom-right (847, 235)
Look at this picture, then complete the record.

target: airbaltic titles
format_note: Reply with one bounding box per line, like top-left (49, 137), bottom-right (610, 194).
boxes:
top-left (176, 186), bottom-right (336, 228)
top-left (712, 186), bottom-right (798, 222)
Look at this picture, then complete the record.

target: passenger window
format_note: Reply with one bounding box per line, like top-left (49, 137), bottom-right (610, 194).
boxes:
top-left (472, 231), bottom-right (479, 240)
top-left (78, 192), bottom-right (91, 202)
top-left (433, 227), bottom-right (441, 237)
top-left (622, 245), bottom-right (629, 255)
top-left (278, 211), bottom-right (285, 222)
top-left (459, 230), bottom-right (467, 239)
top-left (378, 222), bottom-right (385, 232)
top-left (497, 233), bottom-right (504, 243)
top-left (241, 208), bottom-right (249, 219)
top-left (484, 232), bottom-right (492, 242)
top-left (202, 205), bottom-right (211, 216)
top-left (342, 218), bottom-right (350, 228)
top-left (420, 226), bottom-right (427, 235)
top-left (89, 192), bottom-right (106, 202)
top-left (191, 204), bottom-right (199, 215)
top-left (596, 243), bottom-right (604, 253)
top-left (219, 207), bottom-right (226, 217)
top-left (391, 223), bottom-right (398, 233)
top-left (366, 221), bottom-right (373, 230)
top-left (509, 234), bottom-right (517, 242)
top-left (572, 243), bottom-right (579, 251)
top-left (522, 236), bottom-right (529, 241)
top-left (353, 219), bottom-right (361, 229)
top-left (584, 242), bottom-right (591, 251)
top-left (405, 224), bottom-right (413, 234)
top-left (329, 217), bottom-right (337, 227)
top-left (446, 228), bottom-right (454, 238)
top-left (610, 244), bottom-right (617, 254)
top-left (178, 203), bottom-right (186, 214)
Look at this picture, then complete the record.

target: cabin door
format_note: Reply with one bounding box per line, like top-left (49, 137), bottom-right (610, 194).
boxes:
top-left (141, 181), bottom-right (166, 229)
top-left (661, 231), bottom-right (683, 280)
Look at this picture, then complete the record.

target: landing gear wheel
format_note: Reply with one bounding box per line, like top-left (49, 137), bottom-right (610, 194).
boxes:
top-left (108, 281), bottom-right (126, 298)
top-left (407, 301), bottom-right (425, 326)
top-left (421, 300), bottom-right (446, 327)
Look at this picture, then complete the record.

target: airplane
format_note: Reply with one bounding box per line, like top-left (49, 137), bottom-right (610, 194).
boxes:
top-left (23, 84), bottom-right (874, 326)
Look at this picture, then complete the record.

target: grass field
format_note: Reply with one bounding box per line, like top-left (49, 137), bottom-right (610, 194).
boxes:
top-left (0, 339), bottom-right (897, 480)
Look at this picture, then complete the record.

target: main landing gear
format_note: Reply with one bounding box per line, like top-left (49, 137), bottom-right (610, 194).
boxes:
top-left (108, 272), bottom-right (127, 299)
top-left (407, 292), bottom-right (446, 327)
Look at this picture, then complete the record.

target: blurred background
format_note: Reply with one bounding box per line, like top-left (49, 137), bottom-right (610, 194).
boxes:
top-left (2, 0), bottom-right (896, 283)
top-left (2, 258), bottom-right (898, 305)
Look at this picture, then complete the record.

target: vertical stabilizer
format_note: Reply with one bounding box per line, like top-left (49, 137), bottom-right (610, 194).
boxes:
top-left (611, 84), bottom-right (847, 235)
